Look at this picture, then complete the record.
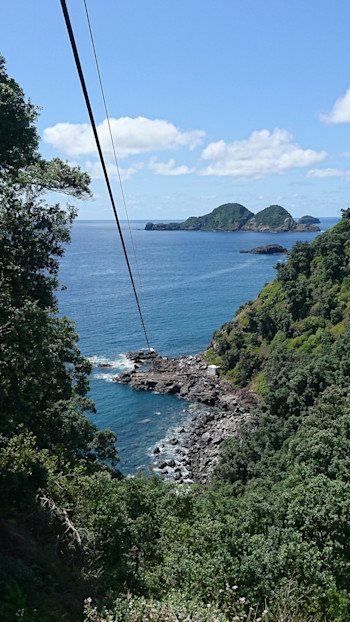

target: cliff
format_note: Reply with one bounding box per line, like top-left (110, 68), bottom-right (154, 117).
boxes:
top-left (145, 203), bottom-right (320, 232)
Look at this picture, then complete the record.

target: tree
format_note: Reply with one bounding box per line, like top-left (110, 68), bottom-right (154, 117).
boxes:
top-left (0, 55), bottom-right (39, 176)
top-left (0, 54), bottom-right (118, 472)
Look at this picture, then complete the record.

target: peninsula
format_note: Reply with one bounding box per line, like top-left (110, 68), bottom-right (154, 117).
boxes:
top-left (145, 203), bottom-right (320, 233)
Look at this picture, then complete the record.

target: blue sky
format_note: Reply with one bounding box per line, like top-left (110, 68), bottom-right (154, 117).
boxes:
top-left (2, 0), bottom-right (350, 219)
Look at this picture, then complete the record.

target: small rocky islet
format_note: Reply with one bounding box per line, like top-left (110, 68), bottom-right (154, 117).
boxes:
top-left (239, 243), bottom-right (288, 254)
top-left (115, 350), bottom-right (257, 484)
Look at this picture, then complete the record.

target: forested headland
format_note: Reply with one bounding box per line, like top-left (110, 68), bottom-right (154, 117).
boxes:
top-left (1, 55), bottom-right (350, 622)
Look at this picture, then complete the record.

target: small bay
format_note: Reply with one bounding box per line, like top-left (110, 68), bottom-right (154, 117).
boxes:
top-left (58, 217), bottom-right (339, 472)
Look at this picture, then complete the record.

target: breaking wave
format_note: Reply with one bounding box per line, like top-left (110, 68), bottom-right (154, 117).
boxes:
top-left (89, 354), bottom-right (135, 382)
top-left (92, 373), bottom-right (116, 382)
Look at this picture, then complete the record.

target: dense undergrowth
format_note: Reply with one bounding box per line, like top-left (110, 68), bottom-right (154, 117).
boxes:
top-left (2, 54), bottom-right (350, 621)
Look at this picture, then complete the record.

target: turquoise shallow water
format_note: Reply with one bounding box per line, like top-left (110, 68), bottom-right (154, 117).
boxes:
top-left (57, 217), bottom-right (339, 472)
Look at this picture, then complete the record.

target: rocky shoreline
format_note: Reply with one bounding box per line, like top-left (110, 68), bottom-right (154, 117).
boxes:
top-left (114, 351), bottom-right (257, 484)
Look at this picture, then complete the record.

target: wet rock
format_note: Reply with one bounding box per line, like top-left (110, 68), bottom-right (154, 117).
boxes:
top-left (117, 350), bottom-right (256, 484)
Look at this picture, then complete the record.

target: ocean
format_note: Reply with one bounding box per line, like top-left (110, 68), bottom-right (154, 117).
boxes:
top-left (57, 217), bottom-right (339, 473)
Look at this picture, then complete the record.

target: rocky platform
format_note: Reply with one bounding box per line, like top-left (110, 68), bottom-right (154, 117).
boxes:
top-left (115, 351), bottom-right (257, 484)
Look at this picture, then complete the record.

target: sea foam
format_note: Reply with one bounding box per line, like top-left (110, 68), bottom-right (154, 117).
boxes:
top-left (88, 353), bottom-right (135, 372)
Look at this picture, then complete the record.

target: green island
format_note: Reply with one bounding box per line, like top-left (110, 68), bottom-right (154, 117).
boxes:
top-left (145, 203), bottom-right (320, 232)
top-left (2, 55), bottom-right (350, 622)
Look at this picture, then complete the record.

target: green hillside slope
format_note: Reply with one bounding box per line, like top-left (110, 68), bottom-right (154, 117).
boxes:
top-left (180, 202), bottom-right (253, 230)
top-left (208, 208), bottom-right (350, 386)
top-left (242, 204), bottom-right (293, 230)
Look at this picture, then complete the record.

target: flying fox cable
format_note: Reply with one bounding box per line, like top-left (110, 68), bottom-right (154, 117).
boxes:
top-left (82, 0), bottom-right (154, 347)
top-left (59, 0), bottom-right (151, 351)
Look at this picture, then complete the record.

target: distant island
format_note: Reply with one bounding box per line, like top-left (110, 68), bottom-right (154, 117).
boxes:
top-left (145, 203), bottom-right (320, 233)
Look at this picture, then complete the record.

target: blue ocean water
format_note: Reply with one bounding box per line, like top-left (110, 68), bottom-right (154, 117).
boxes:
top-left (58, 217), bottom-right (339, 472)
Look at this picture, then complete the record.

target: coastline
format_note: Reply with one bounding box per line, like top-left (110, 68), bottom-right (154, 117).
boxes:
top-left (115, 351), bottom-right (257, 483)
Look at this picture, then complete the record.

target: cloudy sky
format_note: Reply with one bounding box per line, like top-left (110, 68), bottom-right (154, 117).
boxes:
top-left (2, 0), bottom-right (350, 219)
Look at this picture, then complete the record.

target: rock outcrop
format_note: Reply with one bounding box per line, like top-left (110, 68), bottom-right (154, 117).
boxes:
top-left (115, 351), bottom-right (257, 484)
top-left (240, 244), bottom-right (288, 254)
top-left (298, 214), bottom-right (320, 225)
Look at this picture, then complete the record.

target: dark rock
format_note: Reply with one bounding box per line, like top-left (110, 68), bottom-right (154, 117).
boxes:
top-left (299, 214), bottom-right (320, 224)
top-left (240, 244), bottom-right (288, 255)
top-left (116, 350), bottom-right (255, 485)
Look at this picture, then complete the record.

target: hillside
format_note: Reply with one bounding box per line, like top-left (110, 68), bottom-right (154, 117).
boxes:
top-left (145, 202), bottom-right (320, 232)
top-left (208, 208), bottom-right (350, 385)
top-left (86, 210), bottom-right (350, 622)
top-left (179, 202), bottom-right (253, 230)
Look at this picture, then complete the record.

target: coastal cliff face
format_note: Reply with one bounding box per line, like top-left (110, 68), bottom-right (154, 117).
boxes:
top-left (145, 203), bottom-right (320, 232)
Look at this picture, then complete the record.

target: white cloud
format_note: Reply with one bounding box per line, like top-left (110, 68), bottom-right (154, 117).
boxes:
top-left (319, 88), bottom-right (350, 123)
top-left (199, 128), bottom-right (326, 178)
top-left (43, 117), bottom-right (205, 157)
top-left (85, 160), bottom-right (144, 181)
top-left (307, 167), bottom-right (350, 180)
top-left (148, 158), bottom-right (195, 175)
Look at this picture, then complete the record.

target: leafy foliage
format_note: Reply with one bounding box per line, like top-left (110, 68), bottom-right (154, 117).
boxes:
top-left (246, 204), bottom-right (293, 228)
top-left (0, 56), bottom-right (39, 176)
top-left (0, 55), bottom-right (118, 621)
top-left (179, 202), bottom-right (253, 230)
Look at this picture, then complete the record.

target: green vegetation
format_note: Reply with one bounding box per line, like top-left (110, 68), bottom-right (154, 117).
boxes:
top-left (2, 55), bottom-right (350, 621)
top-left (179, 202), bottom-right (253, 230)
top-left (243, 204), bottom-right (294, 231)
top-left (145, 203), bottom-right (320, 232)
